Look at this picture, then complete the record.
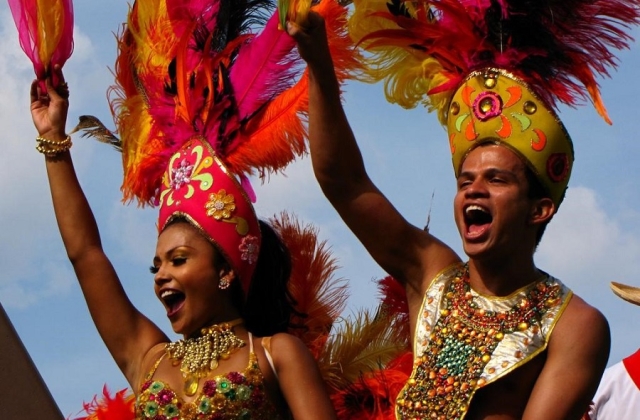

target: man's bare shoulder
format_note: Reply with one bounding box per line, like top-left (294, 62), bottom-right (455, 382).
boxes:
top-left (520, 293), bottom-right (610, 419)
top-left (552, 293), bottom-right (609, 345)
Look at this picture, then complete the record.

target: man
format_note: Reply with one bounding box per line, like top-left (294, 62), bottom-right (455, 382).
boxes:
top-left (284, 0), bottom-right (635, 417)
top-left (585, 282), bottom-right (640, 419)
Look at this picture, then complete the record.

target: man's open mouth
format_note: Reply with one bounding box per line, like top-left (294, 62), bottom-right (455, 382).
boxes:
top-left (464, 205), bottom-right (492, 236)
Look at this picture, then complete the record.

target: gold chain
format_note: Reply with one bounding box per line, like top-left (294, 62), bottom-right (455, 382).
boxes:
top-left (165, 319), bottom-right (245, 396)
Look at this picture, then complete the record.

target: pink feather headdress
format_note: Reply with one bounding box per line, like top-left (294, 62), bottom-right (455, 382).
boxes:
top-left (111, 0), bottom-right (358, 205)
top-left (103, 0), bottom-right (358, 290)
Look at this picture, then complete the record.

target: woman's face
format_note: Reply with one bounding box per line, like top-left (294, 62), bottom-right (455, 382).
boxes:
top-left (152, 222), bottom-right (235, 337)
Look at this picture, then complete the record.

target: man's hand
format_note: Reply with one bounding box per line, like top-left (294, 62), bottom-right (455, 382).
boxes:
top-left (286, 11), bottom-right (332, 68)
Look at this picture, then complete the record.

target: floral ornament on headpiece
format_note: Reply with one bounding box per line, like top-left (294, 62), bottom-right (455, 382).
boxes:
top-left (76, 0), bottom-right (359, 294)
top-left (349, 0), bottom-right (640, 208)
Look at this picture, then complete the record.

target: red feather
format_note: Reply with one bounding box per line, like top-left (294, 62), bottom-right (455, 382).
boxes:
top-left (271, 212), bottom-right (349, 358)
top-left (74, 386), bottom-right (134, 420)
top-left (353, 0), bottom-right (640, 122)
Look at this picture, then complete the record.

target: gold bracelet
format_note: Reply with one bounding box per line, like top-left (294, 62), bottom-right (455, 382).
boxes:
top-left (36, 135), bottom-right (72, 147)
top-left (35, 135), bottom-right (72, 157)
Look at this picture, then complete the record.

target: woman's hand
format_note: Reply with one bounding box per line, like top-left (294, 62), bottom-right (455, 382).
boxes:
top-left (30, 65), bottom-right (69, 140)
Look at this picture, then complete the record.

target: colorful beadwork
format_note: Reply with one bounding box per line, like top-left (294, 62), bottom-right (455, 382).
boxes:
top-left (396, 264), bottom-right (570, 420)
top-left (136, 352), bottom-right (282, 420)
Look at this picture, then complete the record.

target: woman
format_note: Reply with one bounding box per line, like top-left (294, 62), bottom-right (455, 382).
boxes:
top-left (30, 66), bottom-right (336, 420)
top-left (27, 0), bottom-right (358, 417)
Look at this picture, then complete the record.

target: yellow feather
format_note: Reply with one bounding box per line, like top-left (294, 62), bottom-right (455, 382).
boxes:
top-left (349, 0), bottom-right (451, 118)
top-left (318, 308), bottom-right (408, 390)
top-left (278, 0), bottom-right (312, 28)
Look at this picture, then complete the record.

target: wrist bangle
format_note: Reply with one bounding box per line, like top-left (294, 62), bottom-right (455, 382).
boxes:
top-left (36, 135), bottom-right (72, 157)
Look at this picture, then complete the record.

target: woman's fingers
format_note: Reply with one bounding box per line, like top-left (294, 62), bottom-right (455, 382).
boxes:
top-left (30, 79), bottom-right (39, 104)
top-left (53, 65), bottom-right (69, 99)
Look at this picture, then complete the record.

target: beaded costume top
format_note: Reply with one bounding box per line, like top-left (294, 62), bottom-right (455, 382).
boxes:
top-left (135, 343), bottom-right (283, 420)
top-left (395, 262), bottom-right (572, 420)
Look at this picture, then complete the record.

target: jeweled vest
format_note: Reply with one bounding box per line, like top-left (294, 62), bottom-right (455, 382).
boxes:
top-left (395, 262), bottom-right (572, 420)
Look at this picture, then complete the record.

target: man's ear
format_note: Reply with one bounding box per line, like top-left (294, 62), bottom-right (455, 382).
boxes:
top-left (530, 197), bottom-right (555, 225)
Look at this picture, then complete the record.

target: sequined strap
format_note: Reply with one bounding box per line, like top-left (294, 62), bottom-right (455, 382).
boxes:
top-left (144, 350), bottom-right (167, 382)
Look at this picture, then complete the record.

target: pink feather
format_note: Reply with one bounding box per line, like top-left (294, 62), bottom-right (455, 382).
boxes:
top-left (229, 13), bottom-right (302, 121)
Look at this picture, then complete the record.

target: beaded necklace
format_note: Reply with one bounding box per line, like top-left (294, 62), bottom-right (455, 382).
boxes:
top-left (166, 318), bottom-right (245, 396)
top-left (396, 265), bottom-right (562, 420)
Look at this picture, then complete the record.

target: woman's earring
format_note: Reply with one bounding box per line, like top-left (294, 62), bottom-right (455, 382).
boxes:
top-left (219, 274), bottom-right (232, 290)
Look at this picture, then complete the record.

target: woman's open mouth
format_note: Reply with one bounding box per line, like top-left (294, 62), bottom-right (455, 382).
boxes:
top-left (160, 289), bottom-right (186, 317)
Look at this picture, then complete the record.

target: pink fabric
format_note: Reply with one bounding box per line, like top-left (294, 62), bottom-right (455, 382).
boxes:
top-left (8, 0), bottom-right (74, 84)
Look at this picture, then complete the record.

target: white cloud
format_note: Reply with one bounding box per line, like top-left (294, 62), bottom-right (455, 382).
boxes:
top-left (537, 186), bottom-right (640, 290)
top-left (0, 9), bottom-right (115, 308)
top-left (536, 186), bottom-right (640, 364)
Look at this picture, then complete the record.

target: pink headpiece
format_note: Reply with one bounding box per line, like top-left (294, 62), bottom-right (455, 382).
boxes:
top-left (158, 137), bottom-right (261, 293)
top-left (80, 0), bottom-right (360, 294)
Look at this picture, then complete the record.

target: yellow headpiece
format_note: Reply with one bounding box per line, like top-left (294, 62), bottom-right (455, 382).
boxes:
top-left (448, 69), bottom-right (574, 207)
top-left (349, 0), bottom-right (640, 209)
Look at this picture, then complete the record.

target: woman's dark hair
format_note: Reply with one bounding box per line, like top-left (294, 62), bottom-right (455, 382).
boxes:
top-left (229, 219), bottom-right (299, 336)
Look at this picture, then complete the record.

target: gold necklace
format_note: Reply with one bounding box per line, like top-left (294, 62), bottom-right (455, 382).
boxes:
top-left (166, 318), bottom-right (245, 396)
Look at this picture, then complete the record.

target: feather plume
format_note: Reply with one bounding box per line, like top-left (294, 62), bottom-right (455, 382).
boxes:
top-left (73, 386), bottom-right (134, 420)
top-left (228, 0), bottom-right (361, 177)
top-left (350, 0), bottom-right (640, 124)
top-left (331, 352), bottom-right (413, 420)
top-left (229, 14), bottom-right (301, 123)
top-left (270, 212), bottom-right (412, 417)
top-left (107, 0), bottom-right (358, 205)
top-left (377, 276), bottom-right (410, 341)
top-left (318, 308), bottom-right (409, 391)
top-left (278, 0), bottom-right (312, 28)
top-left (271, 212), bottom-right (349, 357)
top-left (8, 0), bottom-right (74, 85)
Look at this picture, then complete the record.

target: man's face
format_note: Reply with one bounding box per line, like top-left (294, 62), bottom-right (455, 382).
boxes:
top-left (454, 144), bottom-right (536, 260)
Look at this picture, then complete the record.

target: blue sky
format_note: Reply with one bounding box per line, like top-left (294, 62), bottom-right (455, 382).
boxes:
top-left (1, 2), bottom-right (640, 417)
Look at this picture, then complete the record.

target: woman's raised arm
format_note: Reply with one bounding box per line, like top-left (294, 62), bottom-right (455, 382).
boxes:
top-left (29, 67), bottom-right (167, 387)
